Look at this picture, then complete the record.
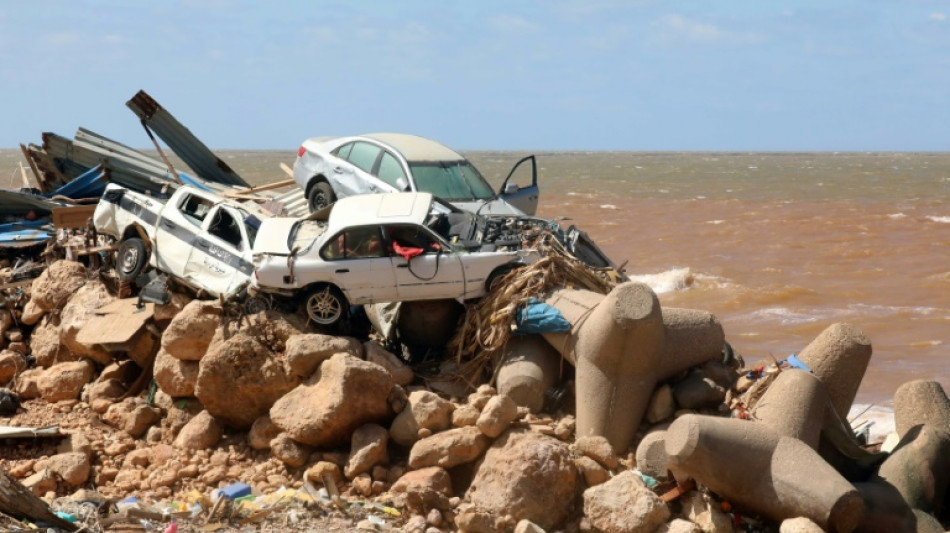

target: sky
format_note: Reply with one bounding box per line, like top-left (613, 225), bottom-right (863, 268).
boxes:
top-left (2, 1), bottom-right (949, 151)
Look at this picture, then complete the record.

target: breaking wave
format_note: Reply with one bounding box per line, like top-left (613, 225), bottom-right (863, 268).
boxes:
top-left (926, 215), bottom-right (950, 223)
top-left (628, 267), bottom-right (695, 294)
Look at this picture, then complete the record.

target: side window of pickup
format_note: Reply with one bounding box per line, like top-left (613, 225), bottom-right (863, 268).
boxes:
top-left (207, 209), bottom-right (244, 250)
top-left (180, 194), bottom-right (214, 227)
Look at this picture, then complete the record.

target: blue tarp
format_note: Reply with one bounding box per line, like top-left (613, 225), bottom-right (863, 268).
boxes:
top-left (514, 298), bottom-right (572, 335)
top-left (45, 165), bottom-right (107, 200)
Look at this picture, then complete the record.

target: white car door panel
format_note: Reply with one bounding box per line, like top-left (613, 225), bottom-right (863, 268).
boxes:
top-left (327, 257), bottom-right (398, 304)
top-left (182, 206), bottom-right (250, 296)
top-left (392, 253), bottom-right (465, 301)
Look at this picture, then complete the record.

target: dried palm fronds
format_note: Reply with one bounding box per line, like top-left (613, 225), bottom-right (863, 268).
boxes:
top-left (445, 231), bottom-right (618, 388)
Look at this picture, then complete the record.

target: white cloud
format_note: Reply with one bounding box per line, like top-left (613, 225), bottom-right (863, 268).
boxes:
top-left (930, 12), bottom-right (947, 21)
top-left (649, 14), bottom-right (764, 46)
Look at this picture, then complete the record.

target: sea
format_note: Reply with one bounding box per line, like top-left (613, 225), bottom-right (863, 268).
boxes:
top-left (6, 148), bottom-right (949, 438)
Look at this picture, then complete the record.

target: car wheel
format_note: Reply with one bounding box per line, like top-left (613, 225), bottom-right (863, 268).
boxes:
top-left (116, 237), bottom-right (148, 282)
top-left (302, 286), bottom-right (347, 326)
top-left (307, 181), bottom-right (336, 213)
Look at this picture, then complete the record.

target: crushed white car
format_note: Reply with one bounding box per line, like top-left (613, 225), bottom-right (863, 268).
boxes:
top-left (93, 183), bottom-right (262, 298)
top-left (293, 133), bottom-right (539, 216)
top-left (251, 192), bottom-right (543, 326)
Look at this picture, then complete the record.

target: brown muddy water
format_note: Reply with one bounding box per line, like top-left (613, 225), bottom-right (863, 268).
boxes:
top-left (4, 149), bottom-right (948, 423)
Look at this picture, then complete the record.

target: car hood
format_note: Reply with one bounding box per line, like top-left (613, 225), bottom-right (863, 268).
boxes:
top-left (252, 217), bottom-right (299, 255)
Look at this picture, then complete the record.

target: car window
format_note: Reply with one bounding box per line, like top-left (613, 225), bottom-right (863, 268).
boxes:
top-left (180, 194), bottom-right (214, 227)
top-left (345, 142), bottom-right (382, 174)
top-left (208, 209), bottom-right (243, 249)
top-left (386, 225), bottom-right (441, 253)
top-left (377, 152), bottom-right (408, 189)
top-left (321, 226), bottom-right (386, 260)
top-left (333, 142), bottom-right (353, 160)
top-left (409, 161), bottom-right (495, 201)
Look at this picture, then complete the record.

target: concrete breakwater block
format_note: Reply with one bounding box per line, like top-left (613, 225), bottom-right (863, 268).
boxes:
top-left (796, 323), bottom-right (871, 419)
top-left (665, 414), bottom-right (864, 533)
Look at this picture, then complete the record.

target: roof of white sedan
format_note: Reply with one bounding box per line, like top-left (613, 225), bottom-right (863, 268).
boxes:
top-left (362, 133), bottom-right (465, 162)
top-left (327, 192), bottom-right (434, 234)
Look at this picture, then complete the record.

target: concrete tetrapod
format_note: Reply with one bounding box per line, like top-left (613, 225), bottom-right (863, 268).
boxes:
top-left (665, 414), bottom-right (864, 533)
top-left (750, 368), bottom-right (827, 449)
top-left (795, 323), bottom-right (872, 420)
top-left (893, 380), bottom-right (950, 439)
top-left (541, 282), bottom-right (724, 453)
top-left (496, 335), bottom-right (561, 413)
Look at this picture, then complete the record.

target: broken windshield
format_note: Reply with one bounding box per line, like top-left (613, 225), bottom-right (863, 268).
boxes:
top-left (409, 161), bottom-right (494, 201)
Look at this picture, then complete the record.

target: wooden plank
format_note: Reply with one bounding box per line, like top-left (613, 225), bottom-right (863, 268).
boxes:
top-left (0, 470), bottom-right (77, 530)
top-left (94, 298), bottom-right (154, 317)
top-left (19, 144), bottom-right (43, 191)
top-left (221, 178), bottom-right (296, 199)
top-left (51, 204), bottom-right (97, 230)
top-left (280, 162), bottom-right (294, 178)
top-left (75, 299), bottom-right (154, 346)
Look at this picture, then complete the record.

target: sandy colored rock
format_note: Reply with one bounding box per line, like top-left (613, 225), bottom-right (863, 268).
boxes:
top-left (87, 379), bottom-right (127, 413)
top-left (583, 470), bottom-right (670, 533)
top-left (476, 394), bottom-right (519, 438)
top-left (392, 466), bottom-right (454, 497)
top-left (576, 435), bottom-right (620, 470)
top-left (364, 341), bottom-right (413, 386)
top-left (345, 423), bottom-right (389, 478)
top-left (14, 367), bottom-right (42, 399)
top-left (161, 299), bottom-right (221, 361)
top-left (153, 348), bottom-right (199, 397)
top-left (655, 519), bottom-right (702, 533)
top-left (409, 426), bottom-right (490, 469)
top-left (59, 280), bottom-right (115, 364)
top-left (453, 403), bottom-right (481, 427)
top-left (467, 430), bottom-right (577, 530)
top-left (174, 410), bottom-right (223, 450)
top-left (391, 390), bottom-right (455, 446)
top-left (285, 333), bottom-right (362, 378)
top-left (57, 432), bottom-right (92, 457)
top-left (47, 452), bottom-right (91, 486)
top-left (514, 520), bottom-right (546, 533)
top-left (20, 299), bottom-right (44, 326)
top-left (271, 433), bottom-right (311, 467)
top-left (30, 260), bottom-right (86, 311)
top-left (305, 461), bottom-right (343, 485)
top-left (0, 349), bottom-right (26, 384)
top-left (38, 360), bottom-right (95, 402)
top-left (29, 315), bottom-right (72, 368)
top-left (248, 415), bottom-right (282, 450)
top-left (103, 398), bottom-right (162, 437)
top-left (680, 491), bottom-right (735, 533)
top-left (271, 353), bottom-right (393, 447)
top-left (780, 517), bottom-right (825, 533)
top-left (196, 329), bottom-right (299, 429)
top-left (575, 455), bottom-right (610, 487)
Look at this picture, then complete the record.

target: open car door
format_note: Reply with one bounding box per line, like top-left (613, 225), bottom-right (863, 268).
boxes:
top-left (498, 155), bottom-right (539, 216)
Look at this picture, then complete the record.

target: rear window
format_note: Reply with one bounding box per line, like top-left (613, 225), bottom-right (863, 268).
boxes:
top-left (346, 142), bottom-right (382, 174)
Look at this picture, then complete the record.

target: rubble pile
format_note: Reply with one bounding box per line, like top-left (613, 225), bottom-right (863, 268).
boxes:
top-left (0, 254), bottom-right (946, 533)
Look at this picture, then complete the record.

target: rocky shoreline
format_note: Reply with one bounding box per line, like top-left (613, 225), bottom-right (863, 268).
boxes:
top-left (0, 258), bottom-right (948, 533)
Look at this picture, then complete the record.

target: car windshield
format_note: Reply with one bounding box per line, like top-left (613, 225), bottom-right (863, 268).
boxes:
top-left (409, 161), bottom-right (495, 201)
top-left (289, 220), bottom-right (328, 252)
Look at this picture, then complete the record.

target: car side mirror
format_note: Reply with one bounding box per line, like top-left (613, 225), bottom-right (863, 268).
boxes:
top-left (396, 177), bottom-right (409, 191)
top-left (503, 183), bottom-right (519, 195)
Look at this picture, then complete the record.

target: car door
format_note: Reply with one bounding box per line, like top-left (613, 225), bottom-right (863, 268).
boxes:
top-left (153, 191), bottom-right (212, 278)
top-left (182, 205), bottom-right (253, 296)
top-left (498, 155), bottom-right (540, 216)
top-left (332, 141), bottom-right (394, 196)
top-left (319, 225), bottom-right (398, 304)
top-left (386, 224), bottom-right (466, 301)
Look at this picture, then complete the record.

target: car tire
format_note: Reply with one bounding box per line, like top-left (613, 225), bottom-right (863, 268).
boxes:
top-left (116, 237), bottom-right (148, 282)
top-left (307, 181), bottom-right (336, 213)
top-left (302, 285), bottom-right (347, 326)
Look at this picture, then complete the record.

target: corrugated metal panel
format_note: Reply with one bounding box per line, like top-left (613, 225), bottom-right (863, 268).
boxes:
top-left (0, 190), bottom-right (65, 215)
top-left (47, 165), bottom-right (107, 200)
top-left (271, 189), bottom-right (309, 217)
top-left (126, 90), bottom-right (249, 188)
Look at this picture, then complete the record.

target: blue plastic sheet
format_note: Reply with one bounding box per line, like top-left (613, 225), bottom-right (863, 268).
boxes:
top-left (514, 298), bottom-right (571, 335)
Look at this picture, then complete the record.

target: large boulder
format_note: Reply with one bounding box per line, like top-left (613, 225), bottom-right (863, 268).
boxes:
top-left (153, 348), bottom-right (199, 397)
top-left (285, 333), bottom-right (362, 379)
top-left (270, 353), bottom-right (393, 447)
top-left (29, 315), bottom-right (74, 368)
top-left (161, 300), bottom-right (221, 361)
top-left (195, 317), bottom-right (302, 429)
top-left (466, 430), bottom-right (577, 530)
top-left (364, 341), bottom-right (413, 386)
top-left (583, 470), bottom-right (670, 533)
top-left (390, 390), bottom-right (455, 446)
top-left (30, 260), bottom-right (86, 311)
top-left (59, 280), bottom-right (115, 365)
top-left (38, 360), bottom-right (96, 402)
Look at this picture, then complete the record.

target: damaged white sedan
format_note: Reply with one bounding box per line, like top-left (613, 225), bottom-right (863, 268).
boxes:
top-left (251, 192), bottom-right (542, 327)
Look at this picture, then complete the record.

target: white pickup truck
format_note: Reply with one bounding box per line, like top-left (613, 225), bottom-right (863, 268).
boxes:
top-left (93, 184), bottom-right (262, 298)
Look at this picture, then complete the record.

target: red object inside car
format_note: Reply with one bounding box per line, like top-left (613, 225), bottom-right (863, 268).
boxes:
top-left (393, 242), bottom-right (424, 261)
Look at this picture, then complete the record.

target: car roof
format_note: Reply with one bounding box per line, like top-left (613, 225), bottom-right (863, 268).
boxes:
top-left (361, 133), bottom-right (466, 163)
top-left (326, 192), bottom-right (434, 235)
